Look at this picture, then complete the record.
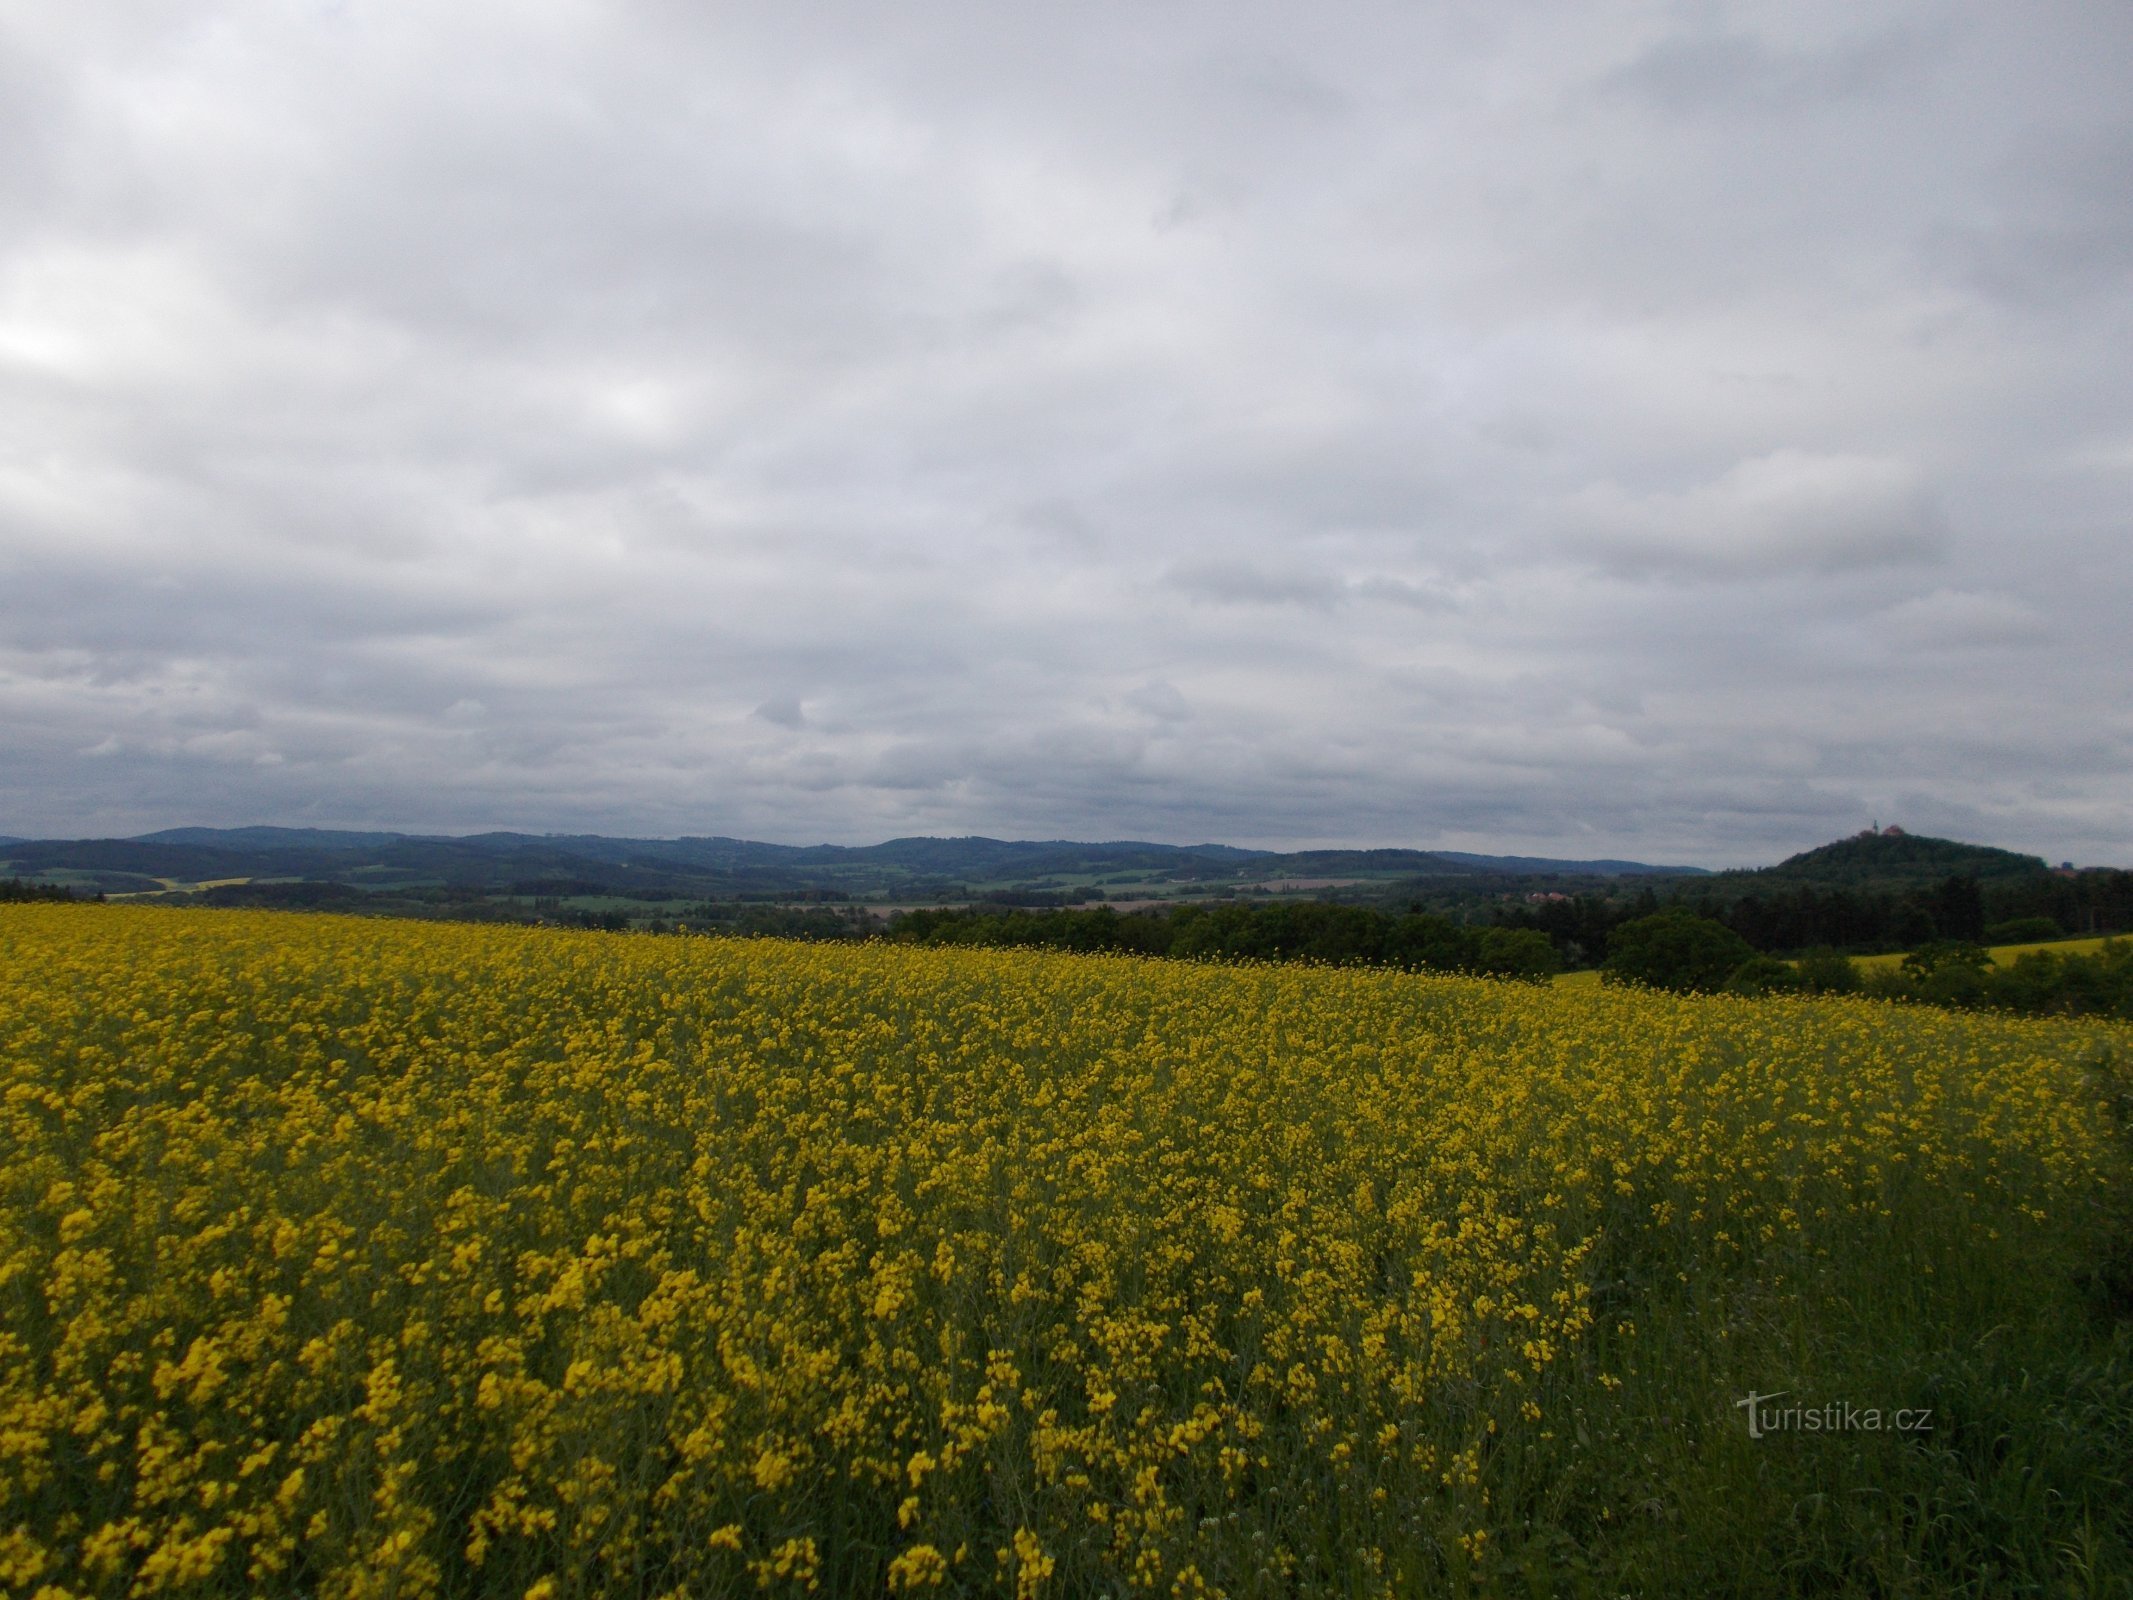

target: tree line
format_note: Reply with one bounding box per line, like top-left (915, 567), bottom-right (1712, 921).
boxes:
top-left (1598, 907), bottom-right (2133, 1019)
top-left (886, 901), bottom-right (1562, 981)
top-left (0, 878), bottom-right (95, 904)
top-left (880, 893), bottom-right (2132, 1018)
top-left (1502, 869), bottom-right (2133, 965)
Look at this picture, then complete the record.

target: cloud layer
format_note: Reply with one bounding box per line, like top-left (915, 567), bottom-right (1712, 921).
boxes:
top-left (2, 2), bottom-right (2130, 863)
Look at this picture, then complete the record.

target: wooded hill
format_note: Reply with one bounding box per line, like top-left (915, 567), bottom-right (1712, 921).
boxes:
top-left (1730, 830), bottom-right (2050, 888)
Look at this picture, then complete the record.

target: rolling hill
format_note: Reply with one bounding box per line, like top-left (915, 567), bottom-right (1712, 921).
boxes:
top-left (0, 827), bottom-right (1707, 905)
top-left (1731, 830), bottom-right (2049, 889)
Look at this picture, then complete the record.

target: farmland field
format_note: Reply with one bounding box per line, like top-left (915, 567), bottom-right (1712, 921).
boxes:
top-left (3, 905), bottom-right (2130, 1597)
top-left (1853, 935), bottom-right (2123, 973)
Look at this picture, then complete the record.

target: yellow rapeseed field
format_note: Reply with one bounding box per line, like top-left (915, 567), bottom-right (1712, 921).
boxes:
top-left (1, 905), bottom-right (2125, 1597)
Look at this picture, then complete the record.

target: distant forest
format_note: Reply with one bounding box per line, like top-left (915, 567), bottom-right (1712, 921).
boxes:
top-left (1504, 865), bottom-right (2133, 966)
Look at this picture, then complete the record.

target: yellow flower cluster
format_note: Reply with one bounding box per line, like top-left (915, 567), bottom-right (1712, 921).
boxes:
top-left (0, 905), bottom-right (2120, 1596)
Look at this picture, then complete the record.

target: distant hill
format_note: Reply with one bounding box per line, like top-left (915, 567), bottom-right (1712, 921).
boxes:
top-left (1250, 848), bottom-right (1469, 877)
top-left (0, 827), bottom-right (1704, 902)
top-left (1725, 830), bottom-right (2049, 890)
top-left (1432, 851), bottom-right (1709, 878)
top-left (137, 826), bottom-right (415, 851)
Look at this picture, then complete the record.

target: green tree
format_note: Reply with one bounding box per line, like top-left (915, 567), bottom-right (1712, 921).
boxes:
top-left (1793, 948), bottom-right (1861, 995)
top-left (1723, 955), bottom-right (1802, 997)
top-left (1896, 940), bottom-right (1992, 1006)
top-left (1601, 910), bottom-right (1755, 994)
top-left (1982, 916), bottom-right (2062, 945)
top-left (1473, 927), bottom-right (1562, 983)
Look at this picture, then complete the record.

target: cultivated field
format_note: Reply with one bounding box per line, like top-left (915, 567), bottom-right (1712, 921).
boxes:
top-left (3, 906), bottom-right (2129, 1597)
top-left (1853, 935), bottom-right (2123, 973)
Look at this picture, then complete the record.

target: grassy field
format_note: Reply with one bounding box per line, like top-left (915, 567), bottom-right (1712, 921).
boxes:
top-left (3, 905), bottom-right (2129, 1597)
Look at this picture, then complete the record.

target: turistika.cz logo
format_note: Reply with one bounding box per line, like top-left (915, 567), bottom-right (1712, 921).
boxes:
top-left (1735, 1391), bottom-right (1934, 1439)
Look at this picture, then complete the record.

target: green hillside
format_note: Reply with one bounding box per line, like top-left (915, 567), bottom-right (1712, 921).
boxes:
top-left (1742, 830), bottom-right (2048, 889)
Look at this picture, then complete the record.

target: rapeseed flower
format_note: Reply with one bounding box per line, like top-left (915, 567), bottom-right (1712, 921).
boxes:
top-left (0, 904), bottom-right (2120, 1595)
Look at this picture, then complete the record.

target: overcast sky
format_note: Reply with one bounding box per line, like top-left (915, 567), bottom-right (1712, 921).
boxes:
top-left (3, 2), bottom-right (2129, 864)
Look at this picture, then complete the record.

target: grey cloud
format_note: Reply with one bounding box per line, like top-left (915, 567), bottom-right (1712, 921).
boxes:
top-left (754, 696), bottom-right (806, 730)
top-left (1158, 568), bottom-right (1460, 612)
top-left (1877, 590), bottom-right (2051, 650)
top-left (1568, 452), bottom-right (1947, 577)
top-left (1603, 24), bottom-right (1934, 116)
top-left (1928, 123), bottom-right (2133, 309)
top-left (1010, 496), bottom-right (1101, 553)
top-left (1124, 680), bottom-right (1191, 722)
top-left (1163, 561), bottom-right (1345, 609)
top-left (1352, 576), bottom-right (1458, 612)
top-left (0, 2), bottom-right (2129, 864)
